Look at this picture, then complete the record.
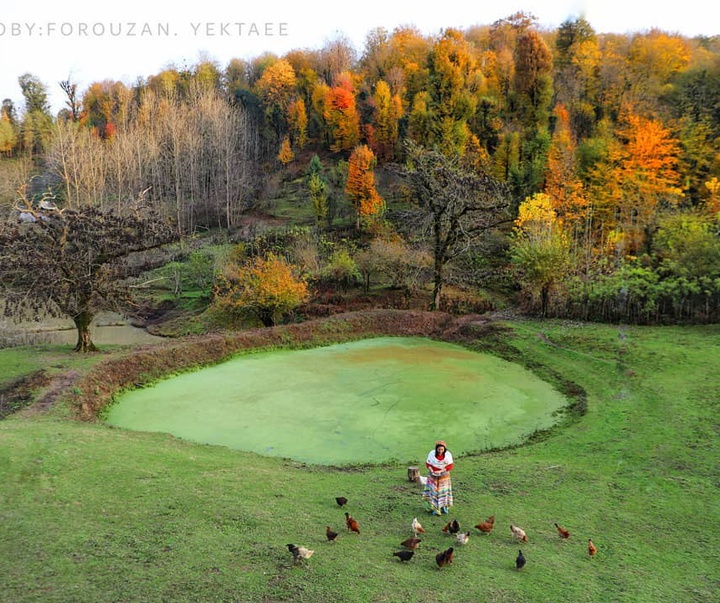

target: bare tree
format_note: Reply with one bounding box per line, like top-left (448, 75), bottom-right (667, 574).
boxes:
top-left (0, 187), bottom-right (178, 351)
top-left (393, 140), bottom-right (513, 309)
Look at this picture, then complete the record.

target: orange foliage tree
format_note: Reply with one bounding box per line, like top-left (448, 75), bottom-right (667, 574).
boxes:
top-left (324, 72), bottom-right (360, 152)
top-left (213, 252), bottom-right (309, 327)
top-left (544, 104), bottom-right (588, 229)
top-left (590, 108), bottom-right (683, 254)
top-left (345, 144), bottom-right (385, 228)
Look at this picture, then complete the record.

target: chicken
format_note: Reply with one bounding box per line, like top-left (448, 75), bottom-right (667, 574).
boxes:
top-left (418, 475), bottom-right (428, 486)
top-left (335, 496), bottom-right (348, 507)
top-left (411, 517), bottom-right (426, 536)
top-left (392, 550), bottom-right (415, 562)
top-left (286, 543), bottom-right (314, 565)
top-left (456, 531), bottom-right (470, 545)
top-left (435, 546), bottom-right (454, 568)
top-left (475, 515), bottom-right (495, 534)
top-left (510, 524), bottom-right (528, 542)
top-left (516, 549), bottom-right (526, 571)
top-left (400, 536), bottom-right (422, 550)
top-left (326, 526), bottom-right (339, 542)
top-left (554, 523), bottom-right (571, 540)
top-left (345, 512), bottom-right (360, 535)
top-left (588, 538), bottom-right (597, 557)
top-left (442, 519), bottom-right (460, 534)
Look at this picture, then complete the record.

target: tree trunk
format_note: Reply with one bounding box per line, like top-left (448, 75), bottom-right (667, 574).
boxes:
top-left (258, 308), bottom-right (276, 328)
top-left (73, 311), bottom-right (98, 353)
top-left (431, 255), bottom-right (444, 311)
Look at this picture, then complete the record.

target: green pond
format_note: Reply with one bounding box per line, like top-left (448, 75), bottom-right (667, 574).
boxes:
top-left (105, 337), bottom-right (569, 465)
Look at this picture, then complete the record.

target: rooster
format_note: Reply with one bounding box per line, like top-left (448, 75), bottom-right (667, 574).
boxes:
top-left (510, 524), bottom-right (528, 542)
top-left (326, 526), bottom-right (339, 542)
top-left (411, 517), bottom-right (425, 536)
top-left (286, 543), bottom-right (314, 565)
top-left (554, 523), bottom-right (571, 540)
top-left (435, 547), bottom-right (454, 568)
top-left (400, 536), bottom-right (422, 550)
top-left (392, 550), bottom-right (414, 562)
top-left (345, 512), bottom-right (360, 535)
top-left (588, 538), bottom-right (597, 557)
top-left (442, 519), bottom-right (460, 534)
top-left (516, 549), bottom-right (526, 571)
top-left (456, 531), bottom-right (470, 545)
top-left (475, 515), bottom-right (495, 534)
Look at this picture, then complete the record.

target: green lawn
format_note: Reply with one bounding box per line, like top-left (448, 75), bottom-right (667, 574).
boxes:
top-left (1, 320), bottom-right (719, 602)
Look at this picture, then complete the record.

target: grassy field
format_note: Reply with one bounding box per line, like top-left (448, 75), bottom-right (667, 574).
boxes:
top-left (1, 319), bottom-right (719, 602)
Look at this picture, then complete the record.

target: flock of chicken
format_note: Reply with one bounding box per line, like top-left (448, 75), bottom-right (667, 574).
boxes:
top-left (287, 496), bottom-right (598, 570)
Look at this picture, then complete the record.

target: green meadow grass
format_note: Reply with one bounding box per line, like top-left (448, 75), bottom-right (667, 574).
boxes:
top-left (1, 320), bottom-right (719, 602)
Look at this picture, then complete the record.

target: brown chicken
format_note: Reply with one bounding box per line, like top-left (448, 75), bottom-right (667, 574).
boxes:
top-left (510, 524), bottom-right (528, 542)
top-left (475, 515), bottom-right (495, 534)
top-left (435, 547), bottom-right (454, 568)
top-left (392, 550), bottom-right (415, 562)
top-left (400, 536), bottom-right (422, 550)
top-left (326, 526), bottom-right (339, 542)
top-left (554, 523), bottom-right (571, 540)
top-left (588, 538), bottom-right (597, 557)
top-left (345, 512), bottom-right (360, 534)
top-left (442, 519), bottom-right (460, 534)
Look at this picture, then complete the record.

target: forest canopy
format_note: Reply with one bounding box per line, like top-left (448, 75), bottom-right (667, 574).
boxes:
top-left (2, 13), bottom-right (720, 324)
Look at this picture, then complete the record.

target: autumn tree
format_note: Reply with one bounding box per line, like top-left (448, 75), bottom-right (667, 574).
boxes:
top-left (511, 192), bottom-right (572, 316)
top-left (554, 18), bottom-right (600, 139)
top-left (369, 79), bottom-right (403, 160)
top-left (212, 252), bottom-right (309, 327)
top-left (513, 29), bottom-right (554, 131)
top-left (324, 72), bottom-right (360, 152)
top-left (0, 102), bottom-right (18, 155)
top-left (345, 144), bottom-right (384, 228)
top-left (18, 73), bottom-right (53, 155)
top-left (425, 28), bottom-right (479, 155)
top-left (544, 104), bottom-right (588, 230)
top-left (254, 58), bottom-right (298, 138)
top-left (590, 109), bottom-right (683, 254)
top-left (277, 136), bottom-right (294, 164)
top-left (287, 98), bottom-right (308, 148)
top-left (0, 189), bottom-right (178, 351)
top-left (394, 140), bottom-right (512, 309)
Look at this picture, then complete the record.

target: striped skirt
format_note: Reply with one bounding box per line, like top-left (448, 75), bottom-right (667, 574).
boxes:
top-left (422, 474), bottom-right (453, 513)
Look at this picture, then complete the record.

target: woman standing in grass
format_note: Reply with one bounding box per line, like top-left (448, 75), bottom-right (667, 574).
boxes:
top-left (423, 440), bottom-right (454, 515)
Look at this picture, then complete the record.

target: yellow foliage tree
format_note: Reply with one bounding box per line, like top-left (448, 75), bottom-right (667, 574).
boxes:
top-left (511, 192), bottom-right (571, 316)
top-left (213, 253), bottom-right (309, 327)
top-left (277, 136), bottom-right (294, 165)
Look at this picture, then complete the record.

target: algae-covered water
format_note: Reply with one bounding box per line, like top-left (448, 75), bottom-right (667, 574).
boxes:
top-left (105, 337), bottom-right (568, 465)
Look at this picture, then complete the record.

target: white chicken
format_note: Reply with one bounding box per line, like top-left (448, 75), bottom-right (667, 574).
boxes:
top-left (510, 524), bottom-right (528, 542)
top-left (411, 517), bottom-right (426, 536)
